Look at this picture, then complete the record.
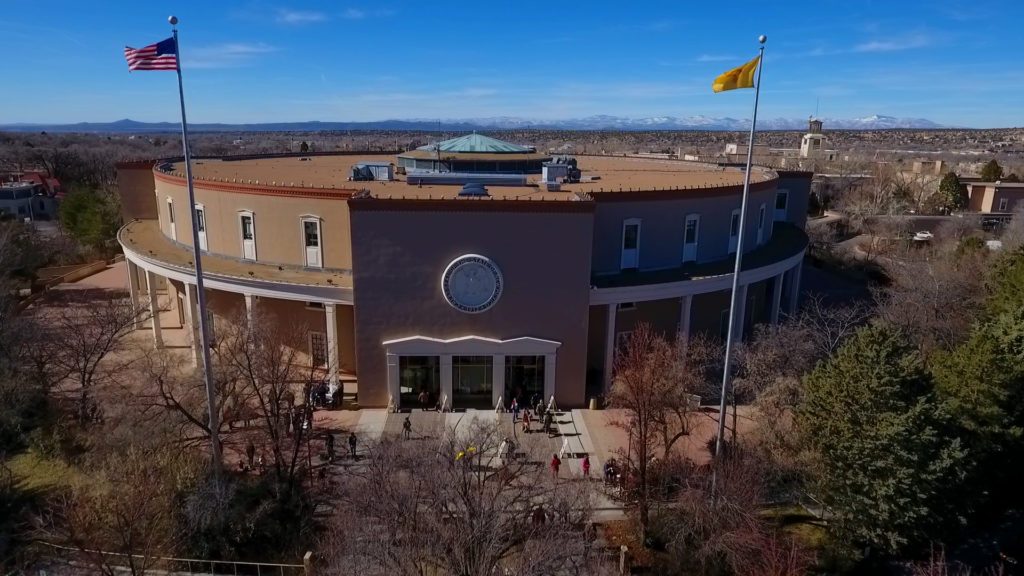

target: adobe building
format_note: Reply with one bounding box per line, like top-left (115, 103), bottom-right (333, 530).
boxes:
top-left (964, 180), bottom-right (1024, 213)
top-left (116, 135), bottom-right (811, 410)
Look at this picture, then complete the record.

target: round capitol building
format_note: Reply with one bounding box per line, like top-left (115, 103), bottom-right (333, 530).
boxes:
top-left (116, 134), bottom-right (810, 409)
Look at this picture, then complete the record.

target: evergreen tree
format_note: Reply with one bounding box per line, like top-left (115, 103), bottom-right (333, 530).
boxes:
top-left (58, 186), bottom-right (121, 253)
top-left (937, 171), bottom-right (966, 212)
top-left (797, 325), bottom-right (967, 555)
top-left (980, 159), bottom-right (1003, 181)
top-left (1004, 173), bottom-right (1020, 183)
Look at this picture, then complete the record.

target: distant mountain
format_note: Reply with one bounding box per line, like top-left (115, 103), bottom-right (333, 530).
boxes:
top-left (0, 114), bottom-right (947, 133)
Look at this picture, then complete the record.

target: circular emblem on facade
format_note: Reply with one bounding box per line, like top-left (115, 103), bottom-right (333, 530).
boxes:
top-left (441, 254), bottom-right (503, 313)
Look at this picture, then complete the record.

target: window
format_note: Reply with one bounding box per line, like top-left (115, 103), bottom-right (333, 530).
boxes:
top-left (623, 223), bottom-right (638, 249)
top-left (999, 198), bottom-right (1009, 212)
top-left (166, 198), bottom-right (177, 241)
top-left (204, 309), bottom-right (216, 345)
top-left (729, 208), bottom-right (741, 254)
top-left (757, 204), bottom-right (766, 244)
top-left (241, 215), bottom-right (253, 239)
top-left (304, 220), bottom-right (319, 247)
top-left (618, 302), bottom-right (636, 311)
top-left (309, 331), bottom-right (327, 367)
top-left (239, 211), bottom-right (256, 261)
top-left (775, 190), bottom-right (789, 221)
top-left (621, 218), bottom-right (641, 270)
top-left (306, 302), bottom-right (324, 309)
top-left (616, 331), bottom-right (633, 351)
top-left (195, 206), bottom-right (206, 232)
top-left (301, 216), bottom-right (323, 268)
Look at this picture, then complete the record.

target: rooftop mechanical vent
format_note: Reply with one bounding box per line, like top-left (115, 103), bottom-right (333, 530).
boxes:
top-left (458, 183), bottom-right (489, 197)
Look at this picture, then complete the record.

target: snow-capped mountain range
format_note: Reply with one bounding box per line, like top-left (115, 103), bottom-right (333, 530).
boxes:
top-left (0, 114), bottom-right (945, 133)
top-left (439, 114), bottom-right (945, 131)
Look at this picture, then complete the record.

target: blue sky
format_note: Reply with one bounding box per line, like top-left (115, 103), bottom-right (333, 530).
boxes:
top-left (1, 0), bottom-right (1021, 127)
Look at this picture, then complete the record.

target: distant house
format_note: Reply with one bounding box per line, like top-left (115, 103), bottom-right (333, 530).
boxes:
top-left (964, 180), bottom-right (1024, 213)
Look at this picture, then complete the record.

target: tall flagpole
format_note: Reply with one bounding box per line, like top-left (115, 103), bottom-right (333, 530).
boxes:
top-left (169, 15), bottom-right (222, 474)
top-left (714, 36), bottom-right (766, 468)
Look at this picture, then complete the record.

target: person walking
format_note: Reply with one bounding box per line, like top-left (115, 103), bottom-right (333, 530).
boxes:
top-left (348, 432), bottom-right (357, 459)
top-left (326, 433), bottom-right (336, 462)
top-left (245, 440), bottom-right (256, 470)
top-left (550, 453), bottom-right (561, 480)
top-left (522, 409), bottom-right (531, 434)
top-left (543, 411), bottom-right (554, 436)
top-left (582, 455), bottom-right (591, 479)
top-left (511, 398), bottom-right (520, 423)
top-left (402, 416), bottom-right (412, 440)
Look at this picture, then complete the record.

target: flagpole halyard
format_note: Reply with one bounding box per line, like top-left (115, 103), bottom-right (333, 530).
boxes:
top-left (713, 36), bottom-right (766, 477)
top-left (170, 16), bottom-right (223, 474)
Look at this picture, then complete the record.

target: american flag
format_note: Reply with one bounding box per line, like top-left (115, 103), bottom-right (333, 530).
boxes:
top-left (124, 37), bottom-right (178, 71)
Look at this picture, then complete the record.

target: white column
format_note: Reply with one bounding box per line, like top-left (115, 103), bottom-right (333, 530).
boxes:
top-left (183, 283), bottom-right (201, 367)
top-left (733, 283), bottom-right (749, 343)
top-left (440, 354), bottom-right (453, 410)
top-left (543, 354), bottom-right (557, 406)
top-left (678, 294), bottom-right (693, 343)
top-left (603, 303), bottom-right (616, 390)
top-left (770, 272), bottom-right (785, 324)
top-left (492, 354), bottom-right (505, 409)
top-left (145, 270), bottom-right (163, 348)
top-left (126, 261), bottom-right (143, 329)
top-left (325, 303), bottom-right (339, 392)
top-left (787, 261), bottom-right (803, 314)
top-left (386, 352), bottom-right (400, 408)
top-left (244, 294), bottom-right (255, 325)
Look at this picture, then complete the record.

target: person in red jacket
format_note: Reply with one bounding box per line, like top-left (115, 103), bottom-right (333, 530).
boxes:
top-left (582, 455), bottom-right (591, 479)
top-left (550, 453), bottom-right (561, 479)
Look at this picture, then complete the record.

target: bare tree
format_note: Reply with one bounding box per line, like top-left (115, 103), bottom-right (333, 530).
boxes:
top-left (35, 445), bottom-right (197, 576)
top-left (875, 244), bottom-right (988, 355)
top-left (322, 418), bottom-right (597, 575)
top-left (40, 290), bottom-right (151, 424)
top-left (656, 451), bottom-right (813, 576)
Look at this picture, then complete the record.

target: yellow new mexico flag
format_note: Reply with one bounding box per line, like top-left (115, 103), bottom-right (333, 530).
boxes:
top-left (712, 56), bottom-right (761, 93)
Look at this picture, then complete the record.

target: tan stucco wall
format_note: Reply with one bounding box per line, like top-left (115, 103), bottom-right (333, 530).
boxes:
top-left (162, 280), bottom-right (356, 374)
top-left (156, 176), bottom-right (354, 270)
top-left (349, 204), bottom-right (595, 408)
top-left (118, 167), bottom-right (158, 221)
top-left (591, 184), bottom-right (778, 275)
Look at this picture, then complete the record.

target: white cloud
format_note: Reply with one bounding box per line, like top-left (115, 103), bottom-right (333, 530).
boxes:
top-left (342, 8), bottom-right (365, 19)
top-left (276, 9), bottom-right (327, 24)
top-left (185, 43), bottom-right (277, 69)
top-left (853, 34), bottom-right (930, 53)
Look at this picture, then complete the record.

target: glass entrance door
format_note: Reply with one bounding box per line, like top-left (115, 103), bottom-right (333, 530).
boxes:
top-left (452, 356), bottom-right (494, 409)
top-left (399, 356), bottom-right (440, 409)
top-left (505, 355), bottom-right (545, 407)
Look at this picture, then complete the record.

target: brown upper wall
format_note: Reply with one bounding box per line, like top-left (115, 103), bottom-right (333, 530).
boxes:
top-left (590, 179), bottom-right (779, 274)
top-left (117, 165), bottom-right (157, 221)
top-left (348, 205), bottom-right (595, 408)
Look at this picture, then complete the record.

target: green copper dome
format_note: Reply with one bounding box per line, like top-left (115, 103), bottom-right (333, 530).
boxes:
top-left (417, 133), bottom-right (534, 154)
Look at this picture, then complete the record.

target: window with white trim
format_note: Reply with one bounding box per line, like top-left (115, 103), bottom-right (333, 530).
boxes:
top-left (166, 198), bottom-right (176, 241)
top-left (999, 198), bottom-right (1009, 212)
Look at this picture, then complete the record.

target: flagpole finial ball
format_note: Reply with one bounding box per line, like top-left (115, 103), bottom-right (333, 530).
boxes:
top-left (758, 35), bottom-right (767, 44)
top-left (168, 15), bottom-right (178, 25)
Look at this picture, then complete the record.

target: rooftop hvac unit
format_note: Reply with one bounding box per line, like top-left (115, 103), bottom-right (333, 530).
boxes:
top-left (458, 183), bottom-right (489, 197)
